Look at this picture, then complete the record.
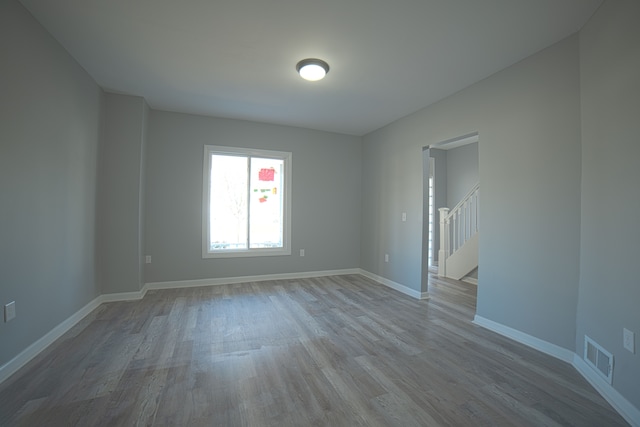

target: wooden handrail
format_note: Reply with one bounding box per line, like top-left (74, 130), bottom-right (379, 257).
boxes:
top-left (445, 182), bottom-right (480, 222)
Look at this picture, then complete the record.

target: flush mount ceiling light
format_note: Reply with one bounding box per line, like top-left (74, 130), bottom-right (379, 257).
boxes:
top-left (296, 58), bottom-right (330, 81)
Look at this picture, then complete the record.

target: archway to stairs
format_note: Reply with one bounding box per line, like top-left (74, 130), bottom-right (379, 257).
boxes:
top-left (422, 133), bottom-right (479, 288)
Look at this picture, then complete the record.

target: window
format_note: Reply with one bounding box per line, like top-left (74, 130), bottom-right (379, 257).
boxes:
top-left (202, 145), bottom-right (291, 258)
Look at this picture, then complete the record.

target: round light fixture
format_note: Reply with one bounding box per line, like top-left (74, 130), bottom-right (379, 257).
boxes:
top-left (296, 58), bottom-right (330, 81)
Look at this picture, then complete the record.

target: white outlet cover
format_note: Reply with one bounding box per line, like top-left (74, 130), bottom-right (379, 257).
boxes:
top-left (4, 301), bottom-right (16, 322)
top-left (623, 328), bottom-right (635, 353)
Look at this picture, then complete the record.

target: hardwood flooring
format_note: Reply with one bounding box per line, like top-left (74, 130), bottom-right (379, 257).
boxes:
top-left (0, 274), bottom-right (629, 426)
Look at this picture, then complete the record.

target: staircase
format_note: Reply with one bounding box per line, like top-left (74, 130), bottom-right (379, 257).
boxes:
top-left (438, 183), bottom-right (479, 280)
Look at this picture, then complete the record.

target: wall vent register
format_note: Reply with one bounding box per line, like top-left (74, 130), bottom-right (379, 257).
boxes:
top-left (584, 335), bottom-right (614, 384)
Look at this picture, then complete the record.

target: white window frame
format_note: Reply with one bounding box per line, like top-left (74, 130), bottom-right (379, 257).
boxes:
top-left (202, 145), bottom-right (292, 258)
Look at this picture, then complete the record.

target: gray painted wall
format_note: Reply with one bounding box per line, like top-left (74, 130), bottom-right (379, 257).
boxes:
top-left (361, 130), bottom-right (426, 292)
top-left (577, 0), bottom-right (640, 408)
top-left (0, 0), bottom-right (102, 366)
top-left (98, 93), bottom-right (148, 294)
top-left (362, 35), bottom-right (582, 348)
top-left (446, 142), bottom-right (479, 207)
top-left (139, 102), bottom-right (149, 289)
top-left (145, 111), bottom-right (362, 283)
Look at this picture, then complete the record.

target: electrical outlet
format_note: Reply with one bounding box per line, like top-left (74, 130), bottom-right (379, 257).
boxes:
top-left (402, 212), bottom-right (407, 222)
top-left (623, 328), bottom-right (635, 353)
top-left (4, 301), bottom-right (16, 322)
top-left (384, 254), bottom-right (389, 262)
top-left (299, 249), bottom-right (305, 257)
top-left (145, 255), bottom-right (152, 264)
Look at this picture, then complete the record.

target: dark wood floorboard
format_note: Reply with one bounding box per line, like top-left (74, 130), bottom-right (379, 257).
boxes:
top-left (0, 273), bottom-right (629, 426)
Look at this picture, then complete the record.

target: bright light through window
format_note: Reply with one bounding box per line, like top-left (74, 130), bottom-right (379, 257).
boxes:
top-left (203, 146), bottom-right (291, 258)
top-left (248, 157), bottom-right (284, 248)
top-left (209, 155), bottom-right (249, 250)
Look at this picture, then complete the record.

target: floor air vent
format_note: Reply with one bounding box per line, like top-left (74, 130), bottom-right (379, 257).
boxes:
top-left (584, 335), bottom-right (613, 384)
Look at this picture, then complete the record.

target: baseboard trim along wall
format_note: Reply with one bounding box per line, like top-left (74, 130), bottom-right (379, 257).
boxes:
top-left (99, 289), bottom-right (147, 302)
top-left (461, 276), bottom-right (478, 286)
top-left (145, 268), bottom-right (361, 291)
top-left (358, 269), bottom-right (429, 300)
top-left (145, 269), bottom-right (427, 300)
top-left (0, 296), bottom-right (101, 384)
top-left (7, 273), bottom-right (635, 426)
top-left (1, 268), bottom-right (363, 384)
top-left (473, 315), bottom-right (640, 427)
top-left (472, 315), bottom-right (575, 363)
top-left (573, 355), bottom-right (640, 427)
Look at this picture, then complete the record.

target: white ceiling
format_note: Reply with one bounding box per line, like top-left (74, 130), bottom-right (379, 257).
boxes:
top-left (19, 0), bottom-right (602, 136)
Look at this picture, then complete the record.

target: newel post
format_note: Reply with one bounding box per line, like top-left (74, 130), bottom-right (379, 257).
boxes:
top-left (438, 207), bottom-right (450, 277)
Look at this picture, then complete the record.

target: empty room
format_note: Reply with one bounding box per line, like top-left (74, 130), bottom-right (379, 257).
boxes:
top-left (1, 0), bottom-right (639, 425)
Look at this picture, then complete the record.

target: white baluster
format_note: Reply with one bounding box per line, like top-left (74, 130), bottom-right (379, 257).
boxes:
top-left (437, 184), bottom-right (479, 279)
top-left (472, 190), bottom-right (476, 234)
top-left (453, 211), bottom-right (458, 252)
top-left (464, 200), bottom-right (469, 242)
top-left (476, 188), bottom-right (479, 232)
top-left (438, 207), bottom-right (450, 277)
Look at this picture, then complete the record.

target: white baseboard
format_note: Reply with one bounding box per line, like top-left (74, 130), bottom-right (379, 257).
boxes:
top-left (146, 269), bottom-right (428, 301)
top-left (358, 269), bottom-right (429, 300)
top-left (473, 315), bottom-right (639, 427)
top-left (0, 296), bottom-right (102, 384)
top-left (99, 289), bottom-right (147, 302)
top-left (4, 273), bottom-right (635, 425)
top-left (145, 268), bottom-right (361, 290)
top-left (573, 355), bottom-right (640, 427)
top-left (0, 289), bottom-right (150, 384)
top-left (1, 270), bottom-right (360, 384)
top-left (472, 315), bottom-right (574, 363)
top-left (461, 276), bottom-right (478, 285)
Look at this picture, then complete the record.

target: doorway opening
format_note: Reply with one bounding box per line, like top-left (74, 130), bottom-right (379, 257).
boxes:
top-left (423, 132), bottom-right (479, 284)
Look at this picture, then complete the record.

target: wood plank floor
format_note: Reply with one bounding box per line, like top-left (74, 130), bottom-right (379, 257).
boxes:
top-left (0, 274), bottom-right (629, 426)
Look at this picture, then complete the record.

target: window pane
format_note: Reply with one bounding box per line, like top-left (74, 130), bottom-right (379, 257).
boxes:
top-left (209, 154), bottom-right (248, 250)
top-left (249, 157), bottom-right (284, 248)
top-left (203, 145), bottom-right (291, 258)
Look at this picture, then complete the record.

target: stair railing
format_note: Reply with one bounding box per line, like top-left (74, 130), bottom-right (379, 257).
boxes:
top-left (438, 183), bottom-right (479, 277)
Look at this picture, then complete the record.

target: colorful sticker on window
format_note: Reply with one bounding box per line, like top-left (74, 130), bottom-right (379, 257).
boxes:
top-left (259, 168), bottom-right (275, 181)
